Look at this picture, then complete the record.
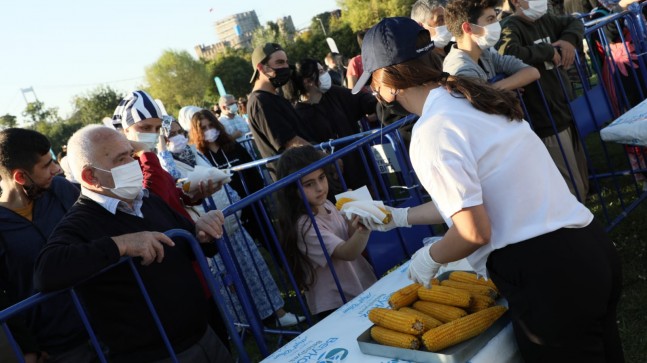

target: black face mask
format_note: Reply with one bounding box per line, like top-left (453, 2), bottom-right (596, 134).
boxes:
top-left (376, 99), bottom-right (409, 125)
top-left (269, 67), bottom-right (292, 88)
top-left (22, 172), bottom-right (47, 200)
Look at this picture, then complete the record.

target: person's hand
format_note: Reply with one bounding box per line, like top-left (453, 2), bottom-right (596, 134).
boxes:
top-left (157, 134), bottom-right (167, 152)
top-left (195, 210), bottom-right (225, 243)
top-left (363, 206), bottom-right (410, 232)
top-left (552, 40), bottom-right (576, 68)
top-left (112, 231), bottom-right (175, 265)
top-left (190, 179), bottom-right (220, 202)
top-left (350, 215), bottom-right (370, 235)
top-left (129, 140), bottom-right (150, 157)
top-left (408, 244), bottom-right (444, 288)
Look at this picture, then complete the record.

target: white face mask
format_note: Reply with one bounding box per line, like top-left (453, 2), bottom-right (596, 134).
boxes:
top-left (168, 134), bottom-right (188, 153)
top-left (431, 25), bottom-right (453, 48)
top-left (318, 71), bottom-right (332, 92)
top-left (227, 103), bottom-right (238, 115)
top-left (204, 128), bottom-right (220, 142)
top-left (523, 0), bottom-right (547, 21)
top-left (94, 160), bottom-right (143, 200)
top-left (470, 22), bottom-right (502, 50)
top-left (129, 131), bottom-right (159, 150)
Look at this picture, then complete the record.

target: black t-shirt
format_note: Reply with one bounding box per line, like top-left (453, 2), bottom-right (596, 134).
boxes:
top-left (248, 90), bottom-right (312, 159)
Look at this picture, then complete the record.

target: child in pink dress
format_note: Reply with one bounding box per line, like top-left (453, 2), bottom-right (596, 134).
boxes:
top-left (276, 146), bottom-right (377, 320)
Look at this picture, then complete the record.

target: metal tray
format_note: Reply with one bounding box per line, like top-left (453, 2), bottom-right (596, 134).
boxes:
top-left (357, 270), bottom-right (509, 363)
top-left (357, 310), bottom-right (509, 363)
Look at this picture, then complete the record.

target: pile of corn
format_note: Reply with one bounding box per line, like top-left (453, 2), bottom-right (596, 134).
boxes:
top-left (368, 271), bottom-right (507, 352)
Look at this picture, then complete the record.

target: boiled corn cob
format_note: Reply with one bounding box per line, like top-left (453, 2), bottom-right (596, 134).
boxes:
top-left (399, 307), bottom-right (443, 331)
top-left (417, 286), bottom-right (472, 308)
top-left (412, 301), bottom-right (467, 323)
top-left (371, 325), bottom-right (420, 349)
top-left (448, 271), bottom-right (498, 292)
top-left (421, 305), bottom-right (507, 351)
top-left (430, 278), bottom-right (440, 286)
top-left (334, 197), bottom-right (392, 223)
top-left (467, 294), bottom-right (495, 313)
top-left (368, 307), bottom-right (424, 335)
top-left (440, 279), bottom-right (498, 299)
top-left (389, 283), bottom-right (422, 309)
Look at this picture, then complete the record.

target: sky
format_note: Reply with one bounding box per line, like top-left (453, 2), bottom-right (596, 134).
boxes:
top-left (0, 0), bottom-right (339, 124)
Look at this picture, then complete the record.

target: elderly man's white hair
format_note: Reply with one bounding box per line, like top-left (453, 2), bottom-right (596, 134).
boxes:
top-left (411, 0), bottom-right (448, 23)
top-left (218, 94), bottom-right (235, 108)
top-left (67, 125), bottom-right (122, 183)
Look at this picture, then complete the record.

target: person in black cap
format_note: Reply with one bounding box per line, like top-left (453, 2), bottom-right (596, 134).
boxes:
top-left (357, 17), bottom-right (623, 363)
top-left (247, 43), bottom-right (312, 177)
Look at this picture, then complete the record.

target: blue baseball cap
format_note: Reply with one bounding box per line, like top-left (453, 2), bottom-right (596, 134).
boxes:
top-left (351, 17), bottom-right (435, 94)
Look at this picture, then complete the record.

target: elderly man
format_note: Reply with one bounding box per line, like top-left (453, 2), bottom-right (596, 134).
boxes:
top-left (34, 125), bottom-right (232, 363)
top-left (411, 0), bottom-right (454, 59)
top-left (218, 94), bottom-right (250, 142)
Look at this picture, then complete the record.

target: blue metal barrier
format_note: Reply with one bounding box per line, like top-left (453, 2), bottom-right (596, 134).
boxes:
top-left (0, 230), bottom-right (252, 363)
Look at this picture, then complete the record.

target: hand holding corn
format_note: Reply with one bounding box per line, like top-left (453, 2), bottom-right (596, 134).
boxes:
top-left (363, 206), bottom-right (411, 232)
top-left (408, 244), bottom-right (444, 288)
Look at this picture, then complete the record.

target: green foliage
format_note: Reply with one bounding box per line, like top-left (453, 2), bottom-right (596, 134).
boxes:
top-left (31, 119), bottom-right (83, 154)
top-left (22, 101), bottom-right (60, 125)
top-left (338, 0), bottom-right (418, 31)
top-left (0, 114), bottom-right (17, 129)
top-left (145, 50), bottom-right (211, 116)
top-left (68, 86), bottom-right (123, 126)
top-left (205, 49), bottom-right (254, 101)
top-left (251, 21), bottom-right (293, 49)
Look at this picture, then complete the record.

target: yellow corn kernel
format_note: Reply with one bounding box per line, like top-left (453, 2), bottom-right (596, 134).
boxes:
top-left (368, 307), bottom-right (424, 335)
top-left (422, 305), bottom-right (507, 351)
top-left (467, 294), bottom-right (495, 313)
top-left (399, 307), bottom-right (443, 331)
top-left (335, 197), bottom-right (354, 210)
top-left (430, 278), bottom-right (440, 286)
top-left (389, 283), bottom-right (422, 309)
top-left (448, 271), bottom-right (498, 292)
top-left (371, 325), bottom-right (420, 350)
top-left (412, 301), bottom-right (467, 323)
top-left (440, 279), bottom-right (498, 299)
top-left (417, 286), bottom-right (472, 308)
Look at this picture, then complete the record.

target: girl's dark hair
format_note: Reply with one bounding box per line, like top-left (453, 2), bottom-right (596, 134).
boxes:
top-left (282, 58), bottom-right (320, 104)
top-left (371, 31), bottom-right (524, 121)
top-left (188, 109), bottom-right (235, 155)
top-left (275, 145), bottom-right (328, 290)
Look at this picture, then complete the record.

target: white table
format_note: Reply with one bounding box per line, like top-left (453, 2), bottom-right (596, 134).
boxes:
top-left (600, 98), bottom-right (647, 146)
top-left (261, 261), bottom-right (522, 363)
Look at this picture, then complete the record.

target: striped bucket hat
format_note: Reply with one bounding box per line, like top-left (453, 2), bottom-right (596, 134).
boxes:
top-left (112, 90), bottom-right (162, 129)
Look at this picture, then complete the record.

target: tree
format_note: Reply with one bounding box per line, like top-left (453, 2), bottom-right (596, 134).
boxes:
top-left (251, 21), bottom-right (294, 49)
top-left (68, 86), bottom-right (123, 126)
top-left (144, 50), bottom-right (211, 116)
top-left (0, 114), bottom-right (17, 129)
top-left (205, 51), bottom-right (254, 101)
top-left (338, 0), bottom-right (417, 31)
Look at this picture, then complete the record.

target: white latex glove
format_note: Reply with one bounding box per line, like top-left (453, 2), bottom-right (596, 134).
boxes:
top-left (364, 206), bottom-right (410, 232)
top-left (408, 244), bottom-right (444, 288)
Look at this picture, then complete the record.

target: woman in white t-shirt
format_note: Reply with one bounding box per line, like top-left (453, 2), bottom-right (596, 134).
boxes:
top-left (353, 17), bottom-right (623, 363)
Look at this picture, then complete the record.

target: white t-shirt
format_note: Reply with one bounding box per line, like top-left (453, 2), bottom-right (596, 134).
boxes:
top-left (410, 87), bottom-right (593, 276)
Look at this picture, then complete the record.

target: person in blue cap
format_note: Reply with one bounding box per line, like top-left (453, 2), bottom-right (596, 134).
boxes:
top-left (356, 17), bottom-right (623, 362)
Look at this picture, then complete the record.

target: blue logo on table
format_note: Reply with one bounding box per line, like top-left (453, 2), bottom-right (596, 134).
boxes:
top-left (317, 347), bottom-right (349, 362)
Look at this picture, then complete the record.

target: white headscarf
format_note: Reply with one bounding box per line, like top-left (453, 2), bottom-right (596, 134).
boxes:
top-left (178, 106), bottom-right (202, 132)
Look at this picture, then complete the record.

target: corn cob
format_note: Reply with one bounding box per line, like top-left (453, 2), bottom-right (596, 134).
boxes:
top-left (448, 271), bottom-right (498, 292)
top-left (399, 307), bottom-right (443, 331)
top-left (368, 308), bottom-right (424, 335)
top-left (440, 280), bottom-right (498, 299)
top-left (421, 305), bottom-right (507, 351)
top-left (371, 325), bottom-right (420, 349)
top-left (334, 197), bottom-right (392, 223)
top-left (389, 283), bottom-right (422, 309)
top-left (417, 286), bottom-right (472, 308)
top-left (467, 294), bottom-right (495, 313)
top-left (412, 301), bottom-right (467, 323)
top-left (430, 278), bottom-right (440, 286)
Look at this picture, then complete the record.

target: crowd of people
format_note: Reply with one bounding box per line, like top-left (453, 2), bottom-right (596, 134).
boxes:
top-left (1, 0), bottom-right (642, 361)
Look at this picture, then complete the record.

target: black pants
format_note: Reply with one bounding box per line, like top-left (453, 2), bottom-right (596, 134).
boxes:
top-left (486, 222), bottom-right (624, 363)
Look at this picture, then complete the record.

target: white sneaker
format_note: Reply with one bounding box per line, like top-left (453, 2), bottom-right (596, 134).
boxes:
top-left (276, 312), bottom-right (305, 327)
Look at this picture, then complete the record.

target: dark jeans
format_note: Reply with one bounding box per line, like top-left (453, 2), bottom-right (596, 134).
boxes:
top-left (486, 222), bottom-right (624, 363)
top-left (152, 326), bottom-right (232, 363)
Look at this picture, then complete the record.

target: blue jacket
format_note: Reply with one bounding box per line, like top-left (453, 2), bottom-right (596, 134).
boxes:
top-left (0, 176), bottom-right (85, 354)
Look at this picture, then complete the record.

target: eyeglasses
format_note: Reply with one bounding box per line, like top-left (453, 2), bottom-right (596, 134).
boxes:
top-left (371, 86), bottom-right (400, 103)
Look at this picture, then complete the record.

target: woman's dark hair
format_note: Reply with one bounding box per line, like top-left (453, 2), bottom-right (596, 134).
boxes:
top-left (188, 109), bottom-right (235, 155)
top-left (282, 58), bottom-right (320, 104)
top-left (371, 31), bottom-right (524, 121)
top-left (275, 145), bottom-right (330, 290)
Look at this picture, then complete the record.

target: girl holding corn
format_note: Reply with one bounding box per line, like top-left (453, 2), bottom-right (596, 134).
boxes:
top-left (356, 17), bottom-right (623, 363)
top-left (275, 145), bottom-right (377, 321)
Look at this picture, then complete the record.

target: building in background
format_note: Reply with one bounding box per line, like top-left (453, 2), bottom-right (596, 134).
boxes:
top-left (215, 11), bottom-right (260, 49)
top-left (277, 16), bottom-right (296, 43)
top-left (194, 41), bottom-right (231, 60)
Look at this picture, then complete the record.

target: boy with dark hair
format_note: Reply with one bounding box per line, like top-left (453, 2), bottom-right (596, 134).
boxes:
top-left (0, 128), bottom-right (91, 362)
top-left (443, 0), bottom-right (540, 89)
top-left (497, 0), bottom-right (590, 202)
